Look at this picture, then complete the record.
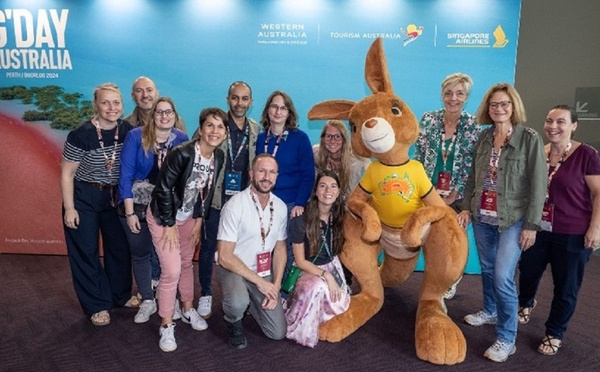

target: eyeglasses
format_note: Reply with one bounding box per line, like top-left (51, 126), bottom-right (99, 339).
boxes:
top-left (323, 134), bottom-right (343, 141)
top-left (268, 104), bottom-right (288, 113)
top-left (489, 101), bottom-right (512, 110)
top-left (155, 109), bottom-right (175, 116)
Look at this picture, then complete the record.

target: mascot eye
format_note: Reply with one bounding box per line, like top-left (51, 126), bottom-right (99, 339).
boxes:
top-left (391, 106), bottom-right (402, 116)
top-left (349, 121), bottom-right (357, 133)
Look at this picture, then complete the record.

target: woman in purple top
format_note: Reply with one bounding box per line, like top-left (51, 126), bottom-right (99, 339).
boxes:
top-left (518, 105), bottom-right (600, 356)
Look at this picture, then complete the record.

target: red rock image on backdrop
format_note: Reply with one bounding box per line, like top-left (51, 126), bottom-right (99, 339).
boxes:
top-left (0, 111), bottom-right (66, 254)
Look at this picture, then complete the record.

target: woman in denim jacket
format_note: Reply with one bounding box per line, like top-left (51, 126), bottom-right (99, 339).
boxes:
top-left (457, 83), bottom-right (546, 363)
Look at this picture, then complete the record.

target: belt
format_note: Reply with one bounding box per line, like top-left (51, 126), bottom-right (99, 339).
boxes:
top-left (79, 180), bottom-right (114, 190)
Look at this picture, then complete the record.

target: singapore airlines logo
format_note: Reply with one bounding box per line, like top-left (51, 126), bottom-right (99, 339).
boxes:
top-left (401, 24), bottom-right (424, 46)
top-left (492, 25), bottom-right (508, 47)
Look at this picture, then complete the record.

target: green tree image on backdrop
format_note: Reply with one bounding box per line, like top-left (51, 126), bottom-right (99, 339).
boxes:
top-left (0, 85), bottom-right (93, 130)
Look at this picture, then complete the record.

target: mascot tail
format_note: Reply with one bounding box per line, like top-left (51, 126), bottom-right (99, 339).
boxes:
top-left (401, 205), bottom-right (449, 247)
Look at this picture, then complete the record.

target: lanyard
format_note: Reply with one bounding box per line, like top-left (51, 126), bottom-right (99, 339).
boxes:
top-left (250, 190), bottom-right (274, 250)
top-left (195, 142), bottom-right (215, 216)
top-left (228, 121), bottom-right (249, 167)
top-left (319, 215), bottom-right (334, 259)
top-left (440, 128), bottom-right (457, 170)
top-left (545, 141), bottom-right (572, 200)
top-left (93, 119), bottom-right (119, 175)
top-left (263, 129), bottom-right (287, 157)
top-left (487, 127), bottom-right (513, 184)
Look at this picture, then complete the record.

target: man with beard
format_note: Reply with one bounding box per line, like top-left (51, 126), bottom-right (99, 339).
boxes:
top-left (216, 153), bottom-right (288, 349)
top-left (196, 81), bottom-right (260, 319)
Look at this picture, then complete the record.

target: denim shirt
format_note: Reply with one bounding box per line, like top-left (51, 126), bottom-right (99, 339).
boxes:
top-left (461, 124), bottom-right (547, 232)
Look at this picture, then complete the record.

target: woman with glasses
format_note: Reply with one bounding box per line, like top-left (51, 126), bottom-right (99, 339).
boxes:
top-left (313, 119), bottom-right (370, 199)
top-left (147, 107), bottom-right (227, 352)
top-left (457, 83), bottom-right (546, 363)
top-left (61, 82), bottom-right (134, 326)
top-left (414, 73), bottom-right (482, 300)
top-left (118, 97), bottom-right (188, 324)
top-left (256, 90), bottom-right (315, 292)
top-left (518, 105), bottom-right (600, 356)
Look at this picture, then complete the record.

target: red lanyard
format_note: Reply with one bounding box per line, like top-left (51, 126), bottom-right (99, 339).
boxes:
top-left (250, 191), bottom-right (274, 250)
top-left (93, 119), bottom-right (119, 175)
top-left (545, 141), bottom-right (572, 200)
top-left (487, 126), bottom-right (512, 182)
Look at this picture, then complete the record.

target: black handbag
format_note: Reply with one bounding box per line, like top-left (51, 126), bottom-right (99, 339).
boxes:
top-left (116, 202), bottom-right (148, 222)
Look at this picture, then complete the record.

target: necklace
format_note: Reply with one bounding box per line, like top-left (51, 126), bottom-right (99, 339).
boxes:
top-left (545, 141), bottom-right (572, 200)
top-left (93, 118), bottom-right (119, 175)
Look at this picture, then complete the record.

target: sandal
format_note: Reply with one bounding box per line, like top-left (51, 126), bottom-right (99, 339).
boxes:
top-left (518, 299), bottom-right (537, 324)
top-left (537, 334), bottom-right (562, 356)
top-left (90, 310), bottom-right (111, 326)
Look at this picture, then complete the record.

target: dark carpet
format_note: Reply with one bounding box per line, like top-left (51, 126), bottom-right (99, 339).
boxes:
top-left (1, 253), bottom-right (599, 372)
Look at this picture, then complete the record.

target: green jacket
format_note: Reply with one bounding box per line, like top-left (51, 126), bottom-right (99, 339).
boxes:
top-left (211, 117), bottom-right (260, 210)
top-left (461, 124), bottom-right (547, 232)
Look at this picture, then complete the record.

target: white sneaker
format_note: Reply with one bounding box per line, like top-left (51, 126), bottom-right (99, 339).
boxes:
top-left (159, 323), bottom-right (177, 352)
top-left (464, 310), bottom-right (497, 326)
top-left (197, 295), bottom-right (212, 319)
top-left (172, 299), bottom-right (182, 321)
top-left (182, 308), bottom-right (208, 331)
top-left (484, 339), bottom-right (516, 362)
top-left (134, 299), bottom-right (157, 324)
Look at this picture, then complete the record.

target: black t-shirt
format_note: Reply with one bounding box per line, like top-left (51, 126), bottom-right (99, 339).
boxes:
top-left (289, 214), bottom-right (334, 266)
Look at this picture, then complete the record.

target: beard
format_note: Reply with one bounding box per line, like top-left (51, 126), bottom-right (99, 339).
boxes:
top-left (252, 178), bottom-right (274, 194)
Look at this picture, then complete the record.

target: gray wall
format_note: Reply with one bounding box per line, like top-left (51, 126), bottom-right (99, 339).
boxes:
top-left (516, 0), bottom-right (600, 148)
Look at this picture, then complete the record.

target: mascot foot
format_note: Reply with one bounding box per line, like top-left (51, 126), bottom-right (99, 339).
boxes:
top-left (415, 301), bottom-right (466, 365)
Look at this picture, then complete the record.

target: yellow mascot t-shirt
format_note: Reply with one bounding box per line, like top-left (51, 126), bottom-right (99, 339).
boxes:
top-left (359, 159), bottom-right (433, 228)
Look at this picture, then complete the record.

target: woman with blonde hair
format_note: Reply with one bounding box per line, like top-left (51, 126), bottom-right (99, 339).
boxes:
top-left (61, 82), bottom-right (134, 326)
top-left (313, 119), bottom-right (370, 198)
top-left (118, 97), bottom-right (188, 324)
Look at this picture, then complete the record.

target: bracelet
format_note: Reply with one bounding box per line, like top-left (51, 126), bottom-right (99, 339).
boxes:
top-left (125, 212), bottom-right (136, 218)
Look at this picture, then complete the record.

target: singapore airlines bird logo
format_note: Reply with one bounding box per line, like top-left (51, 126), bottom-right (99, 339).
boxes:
top-left (493, 25), bottom-right (508, 47)
top-left (401, 24), bottom-right (424, 46)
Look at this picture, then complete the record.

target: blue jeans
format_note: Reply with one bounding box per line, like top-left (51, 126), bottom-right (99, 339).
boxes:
top-left (119, 216), bottom-right (155, 301)
top-left (473, 219), bottom-right (523, 344)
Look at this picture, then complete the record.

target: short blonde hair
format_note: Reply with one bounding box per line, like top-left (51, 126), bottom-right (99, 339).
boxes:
top-left (441, 73), bottom-right (473, 98)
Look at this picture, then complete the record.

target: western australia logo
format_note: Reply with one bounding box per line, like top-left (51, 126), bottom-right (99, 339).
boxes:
top-left (401, 24), bottom-right (424, 46)
top-left (378, 172), bottom-right (414, 202)
top-left (446, 25), bottom-right (508, 48)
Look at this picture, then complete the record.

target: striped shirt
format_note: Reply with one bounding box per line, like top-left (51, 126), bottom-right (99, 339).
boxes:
top-left (62, 120), bottom-right (133, 184)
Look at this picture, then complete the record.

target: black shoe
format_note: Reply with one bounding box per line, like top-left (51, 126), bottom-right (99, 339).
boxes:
top-left (227, 320), bottom-right (247, 349)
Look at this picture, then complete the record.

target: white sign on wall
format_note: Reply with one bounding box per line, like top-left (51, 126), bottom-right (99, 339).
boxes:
top-left (575, 87), bottom-right (600, 121)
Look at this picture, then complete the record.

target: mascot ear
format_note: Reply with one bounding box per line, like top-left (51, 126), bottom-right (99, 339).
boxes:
top-left (365, 37), bottom-right (394, 95)
top-left (308, 99), bottom-right (356, 120)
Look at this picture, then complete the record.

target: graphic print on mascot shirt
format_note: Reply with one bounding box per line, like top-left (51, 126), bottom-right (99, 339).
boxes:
top-left (359, 160), bottom-right (433, 228)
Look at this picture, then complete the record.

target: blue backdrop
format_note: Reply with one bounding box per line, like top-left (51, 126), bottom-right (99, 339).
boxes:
top-left (0, 0), bottom-right (521, 269)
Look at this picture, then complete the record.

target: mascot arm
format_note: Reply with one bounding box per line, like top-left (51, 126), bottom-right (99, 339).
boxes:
top-left (347, 186), bottom-right (381, 242)
top-left (422, 188), bottom-right (446, 207)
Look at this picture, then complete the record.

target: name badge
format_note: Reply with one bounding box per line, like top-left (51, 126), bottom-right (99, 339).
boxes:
top-left (256, 251), bottom-right (272, 277)
top-left (541, 203), bottom-right (554, 232)
top-left (480, 190), bottom-right (498, 218)
top-left (436, 171), bottom-right (451, 196)
top-left (225, 171), bottom-right (242, 196)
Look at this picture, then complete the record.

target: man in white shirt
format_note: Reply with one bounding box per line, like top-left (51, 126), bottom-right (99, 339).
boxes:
top-left (217, 153), bottom-right (288, 349)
